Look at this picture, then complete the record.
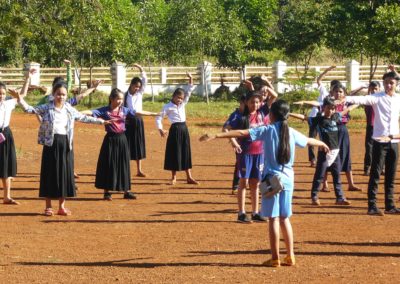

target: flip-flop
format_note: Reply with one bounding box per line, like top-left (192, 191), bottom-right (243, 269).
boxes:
top-left (3, 199), bottom-right (20, 205)
top-left (57, 208), bottom-right (71, 216)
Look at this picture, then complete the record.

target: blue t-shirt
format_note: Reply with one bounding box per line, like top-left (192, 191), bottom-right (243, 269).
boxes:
top-left (223, 108), bottom-right (241, 128)
top-left (249, 121), bottom-right (308, 187)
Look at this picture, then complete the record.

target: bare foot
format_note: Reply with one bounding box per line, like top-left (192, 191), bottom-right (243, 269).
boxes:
top-left (74, 173), bottom-right (80, 179)
top-left (170, 179), bottom-right (176, 185)
top-left (187, 178), bottom-right (199, 185)
top-left (320, 187), bottom-right (330, 192)
top-left (3, 198), bottom-right (20, 205)
top-left (137, 172), bottom-right (147, 178)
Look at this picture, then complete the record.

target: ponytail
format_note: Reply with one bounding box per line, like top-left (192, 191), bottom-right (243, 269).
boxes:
top-left (270, 100), bottom-right (291, 166)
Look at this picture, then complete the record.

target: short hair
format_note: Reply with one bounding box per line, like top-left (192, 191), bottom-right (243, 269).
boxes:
top-left (369, 81), bottom-right (381, 88)
top-left (0, 82), bottom-right (6, 90)
top-left (130, 77), bottom-right (142, 86)
top-left (330, 80), bottom-right (341, 88)
top-left (382, 71), bottom-right (400, 81)
top-left (322, 96), bottom-right (335, 107)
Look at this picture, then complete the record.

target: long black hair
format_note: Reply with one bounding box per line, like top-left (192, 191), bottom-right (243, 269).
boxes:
top-left (270, 100), bottom-right (291, 166)
top-left (239, 91), bottom-right (262, 129)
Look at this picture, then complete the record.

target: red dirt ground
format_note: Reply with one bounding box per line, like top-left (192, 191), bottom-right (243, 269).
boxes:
top-left (1, 114), bottom-right (400, 283)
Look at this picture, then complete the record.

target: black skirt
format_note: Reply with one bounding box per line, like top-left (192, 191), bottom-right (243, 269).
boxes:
top-left (125, 116), bottom-right (146, 160)
top-left (0, 127), bottom-right (17, 178)
top-left (338, 124), bottom-right (352, 172)
top-left (39, 134), bottom-right (75, 198)
top-left (164, 122), bottom-right (192, 171)
top-left (95, 132), bottom-right (131, 191)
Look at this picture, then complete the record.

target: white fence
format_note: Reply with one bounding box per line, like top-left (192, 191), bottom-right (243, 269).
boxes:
top-left (0, 61), bottom-right (397, 95)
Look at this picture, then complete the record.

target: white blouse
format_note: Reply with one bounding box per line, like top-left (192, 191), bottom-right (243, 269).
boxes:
top-left (126, 72), bottom-right (147, 112)
top-left (53, 106), bottom-right (68, 135)
top-left (156, 85), bottom-right (195, 129)
top-left (0, 99), bottom-right (17, 129)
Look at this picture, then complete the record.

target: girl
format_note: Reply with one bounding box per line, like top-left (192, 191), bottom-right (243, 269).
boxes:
top-left (84, 88), bottom-right (158, 201)
top-left (200, 100), bottom-right (329, 267)
top-left (226, 91), bottom-right (269, 223)
top-left (156, 73), bottom-right (198, 185)
top-left (124, 64), bottom-right (148, 177)
top-left (0, 69), bottom-right (32, 205)
top-left (13, 82), bottom-right (107, 216)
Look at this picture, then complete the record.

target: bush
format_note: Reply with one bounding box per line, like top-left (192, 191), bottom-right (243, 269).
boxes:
top-left (280, 89), bottom-right (319, 112)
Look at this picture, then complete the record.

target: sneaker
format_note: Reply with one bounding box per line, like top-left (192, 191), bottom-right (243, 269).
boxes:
top-left (384, 207), bottom-right (400, 214)
top-left (237, 213), bottom-right (251, 223)
top-left (262, 259), bottom-right (281, 267)
top-left (311, 198), bottom-right (320, 206)
top-left (282, 255), bottom-right (296, 266)
top-left (123, 192), bottom-right (137, 200)
top-left (251, 213), bottom-right (267, 222)
top-left (367, 206), bottom-right (384, 216)
top-left (335, 199), bottom-right (351, 206)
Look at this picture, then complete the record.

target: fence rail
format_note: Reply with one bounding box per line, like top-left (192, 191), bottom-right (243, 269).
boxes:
top-left (0, 61), bottom-right (398, 95)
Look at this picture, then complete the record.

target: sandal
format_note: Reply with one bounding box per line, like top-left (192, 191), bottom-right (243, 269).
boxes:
top-left (57, 208), bottom-right (71, 216)
top-left (44, 208), bottom-right (53, 216)
top-left (262, 259), bottom-right (281, 267)
top-left (104, 192), bottom-right (112, 201)
top-left (3, 198), bottom-right (20, 205)
top-left (282, 255), bottom-right (296, 266)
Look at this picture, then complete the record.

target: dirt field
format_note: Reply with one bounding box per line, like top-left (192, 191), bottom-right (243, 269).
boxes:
top-left (1, 114), bottom-right (400, 283)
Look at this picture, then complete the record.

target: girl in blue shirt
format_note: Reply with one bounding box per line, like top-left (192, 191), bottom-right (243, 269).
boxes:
top-left (200, 100), bottom-right (329, 267)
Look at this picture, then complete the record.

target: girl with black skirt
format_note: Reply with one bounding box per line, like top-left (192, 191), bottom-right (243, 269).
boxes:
top-left (83, 88), bottom-right (158, 201)
top-left (14, 82), bottom-right (106, 216)
top-left (156, 73), bottom-right (198, 185)
top-left (124, 64), bottom-right (147, 177)
top-left (0, 70), bottom-right (33, 205)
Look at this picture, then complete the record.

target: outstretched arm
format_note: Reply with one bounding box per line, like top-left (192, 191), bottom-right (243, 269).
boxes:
top-left (388, 64), bottom-right (399, 76)
top-left (349, 85), bottom-right (368, 96)
top-left (307, 138), bottom-right (330, 152)
top-left (289, 112), bottom-right (306, 121)
top-left (136, 110), bottom-right (159, 116)
top-left (317, 65), bottom-right (336, 86)
top-left (199, 129), bottom-right (250, 142)
top-left (340, 104), bottom-right (359, 116)
top-left (74, 79), bottom-right (103, 103)
top-left (293, 100), bottom-right (320, 107)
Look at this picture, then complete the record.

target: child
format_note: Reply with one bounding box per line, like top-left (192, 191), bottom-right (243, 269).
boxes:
top-left (226, 91), bottom-right (269, 223)
top-left (0, 69), bottom-right (32, 205)
top-left (345, 71), bottom-right (400, 215)
top-left (199, 100), bottom-right (329, 267)
top-left (124, 64), bottom-right (148, 177)
top-left (156, 73), bottom-right (198, 185)
top-left (308, 66), bottom-right (338, 167)
top-left (85, 88), bottom-right (158, 201)
top-left (222, 94), bottom-right (246, 193)
top-left (13, 82), bottom-right (107, 216)
top-left (310, 97), bottom-right (351, 206)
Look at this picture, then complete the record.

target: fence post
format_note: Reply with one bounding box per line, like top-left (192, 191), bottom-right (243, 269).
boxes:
top-left (111, 61), bottom-right (126, 90)
top-left (198, 61), bottom-right (212, 96)
top-left (160, 67), bottom-right (167, 84)
top-left (24, 62), bottom-right (41, 86)
top-left (273, 60), bottom-right (287, 93)
top-left (240, 65), bottom-right (247, 81)
top-left (346, 60), bottom-right (360, 89)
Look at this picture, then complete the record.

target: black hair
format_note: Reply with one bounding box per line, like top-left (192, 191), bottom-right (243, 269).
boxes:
top-left (0, 82), bottom-right (6, 90)
top-left (322, 96), bottom-right (335, 107)
top-left (330, 80), bottom-right (341, 88)
top-left (270, 100), bottom-right (291, 166)
top-left (52, 82), bottom-right (68, 95)
top-left (382, 71), bottom-right (400, 81)
top-left (52, 76), bottom-right (65, 87)
top-left (130, 77), bottom-right (142, 87)
top-left (248, 76), bottom-right (267, 92)
top-left (331, 83), bottom-right (348, 96)
top-left (172, 87), bottom-right (185, 98)
top-left (109, 88), bottom-right (124, 105)
top-left (238, 94), bottom-right (246, 103)
top-left (369, 81), bottom-right (381, 88)
top-left (239, 91), bottom-right (262, 129)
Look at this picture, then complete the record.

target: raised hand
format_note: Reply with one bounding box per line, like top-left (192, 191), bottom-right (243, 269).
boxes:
top-left (243, 79), bottom-right (255, 91)
top-left (327, 65), bottom-right (336, 71)
top-left (8, 89), bottom-right (20, 99)
top-left (63, 59), bottom-right (71, 65)
top-left (133, 63), bottom-right (143, 72)
top-left (92, 79), bottom-right (103, 89)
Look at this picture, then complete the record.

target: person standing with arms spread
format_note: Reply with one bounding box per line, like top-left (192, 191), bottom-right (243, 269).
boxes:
top-left (345, 71), bottom-right (400, 215)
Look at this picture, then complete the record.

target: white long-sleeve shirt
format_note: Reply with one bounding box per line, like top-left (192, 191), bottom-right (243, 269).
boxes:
top-left (346, 92), bottom-right (400, 143)
top-left (156, 85), bottom-right (195, 129)
top-left (0, 99), bottom-right (17, 129)
top-left (126, 72), bottom-right (147, 112)
top-left (309, 85), bottom-right (329, 117)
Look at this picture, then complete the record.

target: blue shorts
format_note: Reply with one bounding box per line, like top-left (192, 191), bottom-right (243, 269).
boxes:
top-left (261, 180), bottom-right (293, 218)
top-left (237, 153), bottom-right (264, 180)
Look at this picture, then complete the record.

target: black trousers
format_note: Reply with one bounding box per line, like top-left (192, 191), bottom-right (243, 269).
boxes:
top-left (368, 141), bottom-right (398, 210)
top-left (307, 117), bottom-right (317, 162)
top-left (364, 125), bottom-right (374, 171)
